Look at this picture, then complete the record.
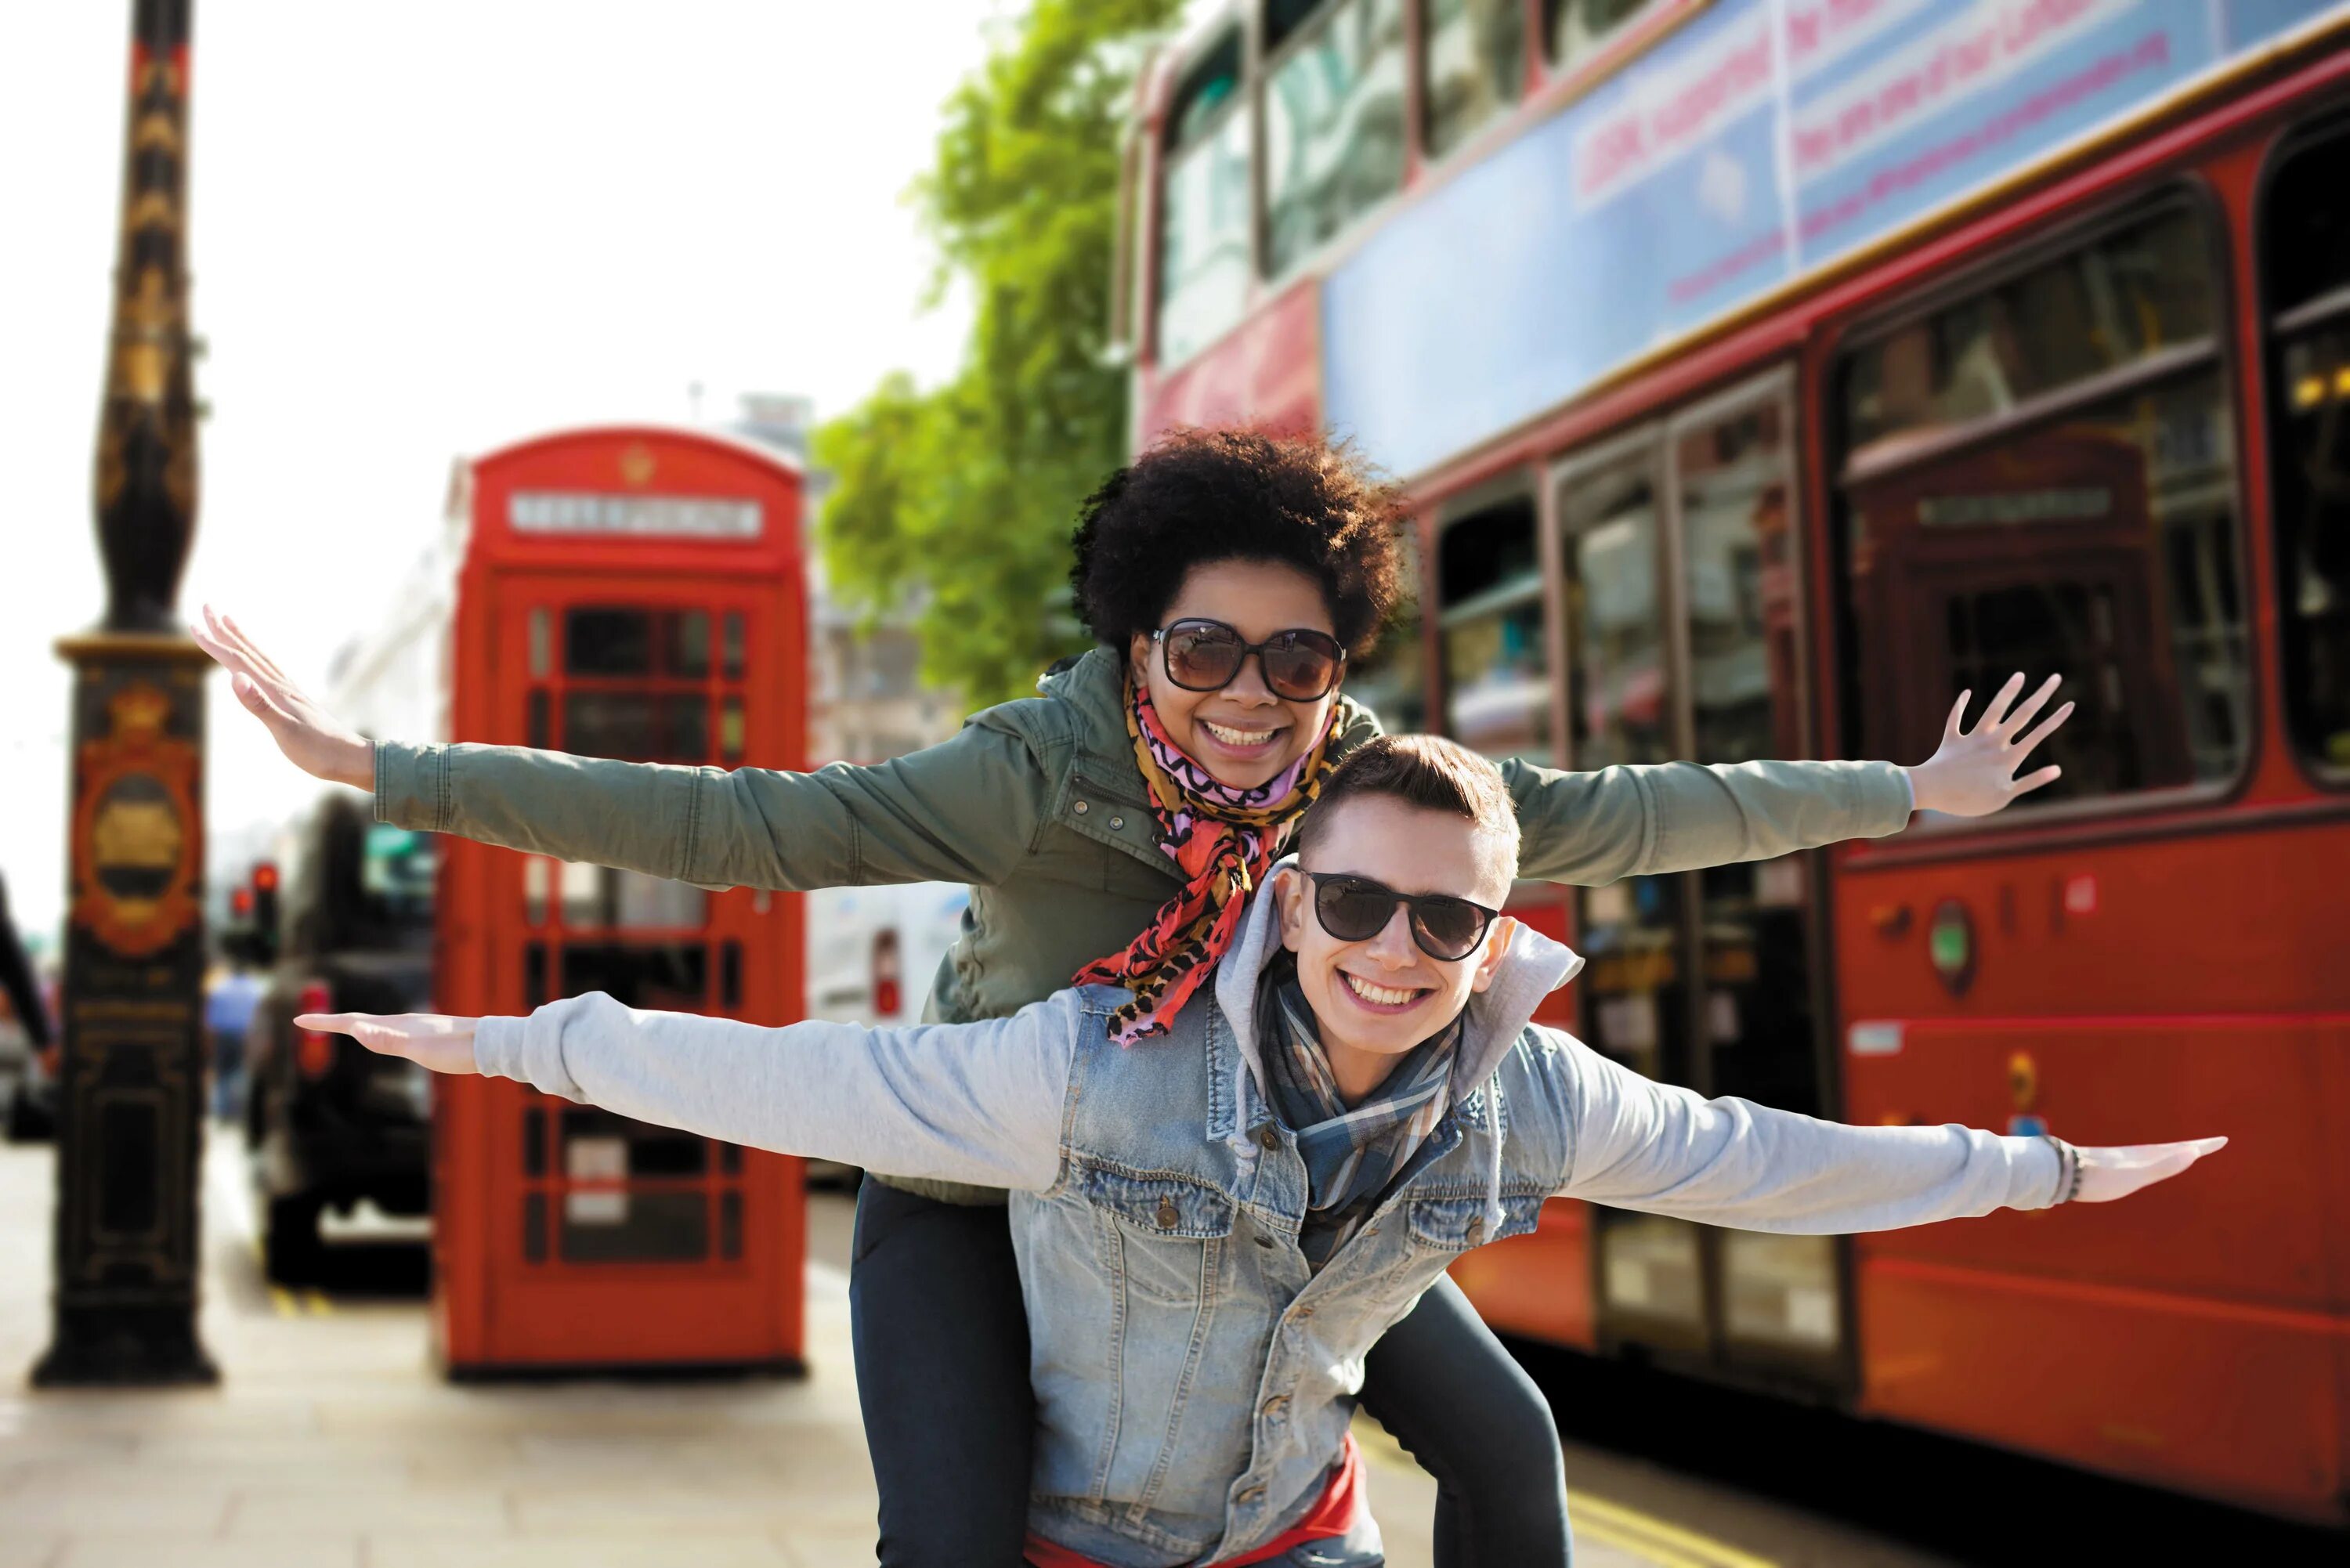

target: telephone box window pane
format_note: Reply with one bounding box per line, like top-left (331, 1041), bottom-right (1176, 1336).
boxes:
top-left (526, 690), bottom-right (550, 750)
top-left (722, 612), bottom-right (747, 678)
top-left (1423, 0), bottom-right (1523, 163)
top-left (528, 608), bottom-right (551, 678)
top-left (560, 1106), bottom-right (707, 1177)
top-left (720, 697), bottom-right (746, 764)
top-left (560, 1192), bottom-right (709, 1264)
top-left (559, 942), bottom-right (709, 1012)
top-left (613, 872), bottom-right (706, 930)
top-left (524, 858), bottom-right (549, 926)
top-left (719, 1142), bottom-right (743, 1176)
top-left (669, 610), bottom-right (711, 677)
top-left (1839, 373), bottom-right (2248, 807)
top-left (566, 608), bottom-right (655, 675)
top-left (523, 1192), bottom-right (548, 1263)
top-left (1264, 0), bottom-right (1407, 279)
top-left (523, 1107), bottom-right (547, 1176)
top-left (524, 942), bottom-right (549, 1009)
top-left (563, 693), bottom-right (709, 762)
top-left (720, 940), bottom-right (743, 1010)
top-left (559, 861), bottom-right (602, 925)
top-left (719, 1190), bottom-right (743, 1260)
top-left (666, 697), bottom-right (710, 761)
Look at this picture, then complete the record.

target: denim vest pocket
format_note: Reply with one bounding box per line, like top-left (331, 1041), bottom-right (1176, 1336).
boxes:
top-left (1404, 1191), bottom-right (1547, 1254)
top-left (1077, 1164), bottom-right (1235, 1307)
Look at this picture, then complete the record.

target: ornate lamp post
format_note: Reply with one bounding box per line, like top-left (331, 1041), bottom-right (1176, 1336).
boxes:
top-left (32, 0), bottom-right (217, 1388)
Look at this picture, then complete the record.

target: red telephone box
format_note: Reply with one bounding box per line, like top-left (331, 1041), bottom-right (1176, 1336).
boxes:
top-left (432, 425), bottom-right (807, 1375)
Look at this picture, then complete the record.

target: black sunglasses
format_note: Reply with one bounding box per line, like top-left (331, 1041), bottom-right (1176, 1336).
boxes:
top-left (1303, 872), bottom-right (1499, 963)
top-left (1153, 618), bottom-right (1346, 703)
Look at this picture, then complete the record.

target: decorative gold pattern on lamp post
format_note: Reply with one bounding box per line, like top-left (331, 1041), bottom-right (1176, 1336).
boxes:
top-left (33, 0), bottom-right (218, 1389)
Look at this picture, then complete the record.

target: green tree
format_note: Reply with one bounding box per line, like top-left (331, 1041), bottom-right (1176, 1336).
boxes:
top-left (814, 0), bottom-right (1184, 706)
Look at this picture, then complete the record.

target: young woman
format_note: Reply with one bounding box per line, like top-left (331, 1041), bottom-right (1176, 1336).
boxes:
top-left (197, 429), bottom-right (2072, 1566)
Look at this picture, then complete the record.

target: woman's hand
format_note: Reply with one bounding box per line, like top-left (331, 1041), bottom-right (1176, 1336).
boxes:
top-left (2073, 1136), bottom-right (2227, 1203)
top-left (1904, 672), bottom-right (2076, 817)
top-left (190, 605), bottom-right (375, 789)
top-left (295, 1012), bottom-right (482, 1075)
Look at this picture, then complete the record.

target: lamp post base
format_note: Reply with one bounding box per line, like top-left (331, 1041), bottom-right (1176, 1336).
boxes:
top-left (31, 1306), bottom-right (219, 1388)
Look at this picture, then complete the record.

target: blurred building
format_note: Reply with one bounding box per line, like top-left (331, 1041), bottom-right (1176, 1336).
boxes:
top-left (728, 393), bottom-right (960, 765)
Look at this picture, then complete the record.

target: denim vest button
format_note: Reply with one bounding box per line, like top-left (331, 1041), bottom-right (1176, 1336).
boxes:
top-left (1155, 1198), bottom-right (1179, 1230)
top-left (1256, 1125), bottom-right (1280, 1152)
top-left (1466, 1217), bottom-right (1485, 1244)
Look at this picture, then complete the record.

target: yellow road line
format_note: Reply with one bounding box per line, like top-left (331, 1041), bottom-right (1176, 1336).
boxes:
top-left (301, 1289), bottom-right (332, 1317)
top-left (1576, 1516), bottom-right (1723, 1568)
top-left (1573, 1492), bottom-right (1781, 1568)
top-left (267, 1286), bottom-right (295, 1319)
top-left (1351, 1412), bottom-right (1776, 1568)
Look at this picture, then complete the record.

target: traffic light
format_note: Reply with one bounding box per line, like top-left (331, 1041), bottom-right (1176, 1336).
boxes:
top-left (249, 862), bottom-right (280, 966)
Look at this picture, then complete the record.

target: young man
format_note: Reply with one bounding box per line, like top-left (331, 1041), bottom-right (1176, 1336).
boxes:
top-left (306, 737), bottom-right (2221, 1568)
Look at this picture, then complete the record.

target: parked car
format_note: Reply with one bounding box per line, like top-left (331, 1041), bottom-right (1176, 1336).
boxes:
top-left (246, 795), bottom-right (436, 1281)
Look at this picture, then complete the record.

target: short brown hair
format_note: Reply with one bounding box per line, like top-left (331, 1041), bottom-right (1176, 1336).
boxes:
top-left (1295, 735), bottom-right (1520, 873)
top-left (1068, 428), bottom-right (1409, 659)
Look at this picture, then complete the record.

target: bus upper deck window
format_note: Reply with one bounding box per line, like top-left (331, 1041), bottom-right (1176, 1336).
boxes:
top-left (1264, 0), bottom-right (1407, 279)
top-left (1158, 27), bottom-right (1249, 365)
top-left (1346, 524), bottom-right (1427, 736)
top-left (1834, 203), bottom-right (2247, 814)
top-left (2262, 121), bottom-right (2350, 779)
top-left (1423, 0), bottom-right (1524, 163)
top-left (1546, 0), bottom-right (1658, 70)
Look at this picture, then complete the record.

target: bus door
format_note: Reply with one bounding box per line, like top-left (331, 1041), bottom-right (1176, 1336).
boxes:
top-left (1552, 374), bottom-right (1847, 1386)
top-left (438, 576), bottom-right (807, 1374)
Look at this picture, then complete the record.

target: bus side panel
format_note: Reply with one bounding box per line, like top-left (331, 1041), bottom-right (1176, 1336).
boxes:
top-left (1852, 1257), bottom-right (2342, 1523)
top-left (1451, 1200), bottom-right (1594, 1350)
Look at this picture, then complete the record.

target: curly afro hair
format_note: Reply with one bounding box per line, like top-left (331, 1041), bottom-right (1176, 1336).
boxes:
top-left (1068, 428), bottom-right (1409, 659)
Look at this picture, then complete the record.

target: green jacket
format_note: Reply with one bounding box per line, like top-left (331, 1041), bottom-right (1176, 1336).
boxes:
top-left (374, 645), bottom-right (1913, 1198)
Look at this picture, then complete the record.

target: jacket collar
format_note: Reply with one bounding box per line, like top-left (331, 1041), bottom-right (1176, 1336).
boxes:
top-left (1212, 854), bottom-right (1582, 1136)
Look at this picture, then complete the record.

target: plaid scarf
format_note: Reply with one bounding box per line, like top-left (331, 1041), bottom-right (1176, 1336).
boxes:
top-left (1073, 682), bottom-right (1339, 1046)
top-left (1256, 958), bottom-right (1464, 1270)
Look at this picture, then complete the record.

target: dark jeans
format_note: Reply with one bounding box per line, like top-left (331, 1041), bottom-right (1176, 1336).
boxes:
top-left (848, 1176), bottom-right (1572, 1567)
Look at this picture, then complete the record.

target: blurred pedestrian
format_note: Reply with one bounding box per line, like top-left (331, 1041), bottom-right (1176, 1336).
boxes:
top-left (204, 964), bottom-right (265, 1122)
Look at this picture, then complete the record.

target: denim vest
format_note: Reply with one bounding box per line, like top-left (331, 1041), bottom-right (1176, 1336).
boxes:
top-left (1010, 924), bottom-right (1581, 1565)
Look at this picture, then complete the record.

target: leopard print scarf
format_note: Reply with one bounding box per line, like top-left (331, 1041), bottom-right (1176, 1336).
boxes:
top-left (1072, 681), bottom-right (1340, 1044)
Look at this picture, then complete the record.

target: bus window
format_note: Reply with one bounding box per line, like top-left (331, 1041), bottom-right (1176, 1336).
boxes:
top-left (1158, 27), bottom-right (1251, 364)
top-left (1835, 204), bottom-right (2248, 811)
top-left (1544, 0), bottom-right (1658, 70)
top-left (1347, 524), bottom-right (1427, 734)
top-left (1438, 495), bottom-right (1547, 763)
top-left (1423, 0), bottom-right (1524, 163)
top-left (2263, 121), bottom-right (2350, 779)
top-left (1264, 0), bottom-right (1408, 279)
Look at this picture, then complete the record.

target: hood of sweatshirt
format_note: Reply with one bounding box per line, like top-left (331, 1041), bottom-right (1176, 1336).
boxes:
top-left (1212, 854), bottom-right (1585, 1236)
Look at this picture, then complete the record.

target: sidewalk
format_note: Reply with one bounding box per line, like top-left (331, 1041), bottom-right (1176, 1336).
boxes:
top-left (0, 1136), bottom-right (1723, 1567)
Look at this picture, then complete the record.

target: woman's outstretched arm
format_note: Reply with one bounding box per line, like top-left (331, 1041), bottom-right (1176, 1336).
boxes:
top-left (193, 605), bottom-right (1046, 891)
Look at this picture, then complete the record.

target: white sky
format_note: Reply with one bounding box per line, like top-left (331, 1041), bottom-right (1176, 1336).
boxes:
top-left (0, 2), bottom-right (1008, 943)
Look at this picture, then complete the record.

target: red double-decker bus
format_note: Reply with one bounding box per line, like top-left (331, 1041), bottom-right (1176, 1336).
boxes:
top-left (1118, 0), bottom-right (2350, 1526)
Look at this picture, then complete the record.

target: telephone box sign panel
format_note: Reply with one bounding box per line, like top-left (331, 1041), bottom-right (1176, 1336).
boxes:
top-left (509, 492), bottom-right (762, 540)
top-left (1321, 0), bottom-right (2345, 478)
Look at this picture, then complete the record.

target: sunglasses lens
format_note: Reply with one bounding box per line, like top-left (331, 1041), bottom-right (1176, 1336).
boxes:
top-left (1165, 623), bottom-right (1244, 690)
top-left (1262, 634), bottom-right (1341, 700)
top-left (1411, 898), bottom-right (1488, 960)
top-left (1314, 878), bottom-right (1397, 942)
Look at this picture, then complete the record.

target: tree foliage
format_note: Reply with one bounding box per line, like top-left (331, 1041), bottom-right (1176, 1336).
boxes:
top-left (814, 0), bottom-right (1184, 706)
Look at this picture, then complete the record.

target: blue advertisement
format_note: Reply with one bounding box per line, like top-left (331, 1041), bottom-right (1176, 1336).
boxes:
top-left (1321, 0), bottom-right (2345, 479)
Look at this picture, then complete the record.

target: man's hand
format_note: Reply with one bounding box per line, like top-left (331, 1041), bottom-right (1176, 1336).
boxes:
top-left (296, 1012), bottom-right (482, 1075)
top-left (1904, 672), bottom-right (2075, 817)
top-left (2074, 1136), bottom-right (2227, 1203)
top-left (190, 605), bottom-right (375, 790)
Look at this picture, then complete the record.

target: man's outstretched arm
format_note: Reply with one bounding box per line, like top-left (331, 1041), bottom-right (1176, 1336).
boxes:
top-left (1549, 1032), bottom-right (2222, 1230)
top-left (302, 992), bottom-right (1090, 1193)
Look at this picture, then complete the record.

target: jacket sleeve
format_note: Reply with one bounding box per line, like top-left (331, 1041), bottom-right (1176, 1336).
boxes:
top-left (1549, 1032), bottom-right (2063, 1230)
top-left (471, 988), bottom-right (1087, 1191)
top-left (374, 717), bottom-right (1047, 891)
top-left (1502, 757), bottom-right (1914, 886)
